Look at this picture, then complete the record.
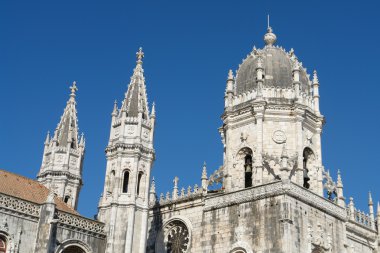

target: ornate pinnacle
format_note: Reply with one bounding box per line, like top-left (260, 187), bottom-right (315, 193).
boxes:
top-left (281, 144), bottom-right (288, 159)
top-left (150, 177), bottom-right (156, 193)
top-left (136, 47), bottom-right (144, 64)
top-left (264, 17), bottom-right (277, 46)
top-left (151, 102), bottom-right (156, 117)
top-left (70, 81), bottom-right (78, 98)
top-left (202, 162), bottom-right (207, 179)
top-left (112, 100), bottom-right (118, 116)
top-left (369, 191), bottom-right (373, 205)
top-left (44, 131), bottom-right (50, 145)
top-left (313, 70), bottom-right (319, 85)
top-left (173, 176), bottom-right (179, 189)
top-left (377, 202), bottom-right (380, 216)
top-left (227, 69), bottom-right (234, 80)
top-left (79, 133), bottom-right (85, 147)
top-left (337, 169), bottom-right (343, 187)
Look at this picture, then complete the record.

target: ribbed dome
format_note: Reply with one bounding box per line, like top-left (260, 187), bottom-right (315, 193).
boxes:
top-left (235, 29), bottom-right (311, 96)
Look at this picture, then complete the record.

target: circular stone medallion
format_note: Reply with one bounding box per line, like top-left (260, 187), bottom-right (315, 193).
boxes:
top-left (272, 130), bottom-right (287, 144)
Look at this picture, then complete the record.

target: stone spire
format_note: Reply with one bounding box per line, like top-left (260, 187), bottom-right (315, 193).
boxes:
top-left (313, 70), bottom-right (321, 115)
top-left (201, 162), bottom-right (208, 192)
top-left (369, 192), bottom-right (375, 229)
top-left (120, 47), bottom-right (150, 119)
top-left (225, 70), bottom-right (234, 108)
top-left (38, 81), bottom-right (85, 210)
top-left (149, 177), bottom-right (156, 205)
top-left (53, 81), bottom-right (81, 149)
top-left (336, 170), bottom-right (345, 207)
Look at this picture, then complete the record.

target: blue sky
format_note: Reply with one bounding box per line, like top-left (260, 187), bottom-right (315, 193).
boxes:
top-left (1, 0), bottom-right (379, 218)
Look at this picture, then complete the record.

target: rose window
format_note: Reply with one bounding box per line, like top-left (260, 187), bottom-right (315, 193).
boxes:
top-left (165, 220), bottom-right (190, 253)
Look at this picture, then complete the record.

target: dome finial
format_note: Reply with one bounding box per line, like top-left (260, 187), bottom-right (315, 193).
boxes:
top-left (264, 15), bottom-right (277, 46)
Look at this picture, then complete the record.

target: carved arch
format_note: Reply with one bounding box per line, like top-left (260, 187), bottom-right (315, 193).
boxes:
top-left (303, 147), bottom-right (315, 189)
top-left (229, 241), bottom-right (253, 253)
top-left (0, 230), bottom-right (15, 253)
top-left (55, 239), bottom-right (91, 253)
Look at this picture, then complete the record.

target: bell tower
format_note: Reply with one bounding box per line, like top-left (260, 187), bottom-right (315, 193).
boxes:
top-left (97, 48), bottom-right (156, 253)
top-left (37, 81), bottom-right (85, 210)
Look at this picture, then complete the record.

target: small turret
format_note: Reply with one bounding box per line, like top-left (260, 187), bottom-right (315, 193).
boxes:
top-left (369, 192), bottom-right (375, 229)
top-left (313, 70), bottom-right (320, 115)
top-left (201, 162), bottom-right (208, 192)
top-left (225, 70), bottom-right (234, 108)
top-left (256, 57), bottom-right (264, 99)
top-left (336, 170), bottom-right (345, 207)
top-left (172, 177), bottom-right (179, 200)
top-left (149, 177), bottom-right (156, 205)
top-left (349, 197), bottom-right (355, 221)
top-left (292, 60), bottom-right (301, 99)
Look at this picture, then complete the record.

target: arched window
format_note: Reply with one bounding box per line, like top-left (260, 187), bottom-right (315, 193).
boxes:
top-left (303, 148), bottom-right (315, 189)
top-left (244, 154), bottom-right (253, 188)
top-left (62, 245), bottom-right (86, 253)
top-left (0, 236), bottom-right (6, 253)
top-left (137, 172), bottom-right (143, 196)
top-left (122, 171), bottom-right (129, 193)
top-left (64, 195), bottom-right (70, 204)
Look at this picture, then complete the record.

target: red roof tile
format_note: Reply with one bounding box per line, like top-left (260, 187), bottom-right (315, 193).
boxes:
top-left (0, 169), bottom-right (78, 215)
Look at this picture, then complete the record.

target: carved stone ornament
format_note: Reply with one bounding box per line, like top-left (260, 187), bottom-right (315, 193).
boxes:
top-left (272, 130), bottom-right (287, 144)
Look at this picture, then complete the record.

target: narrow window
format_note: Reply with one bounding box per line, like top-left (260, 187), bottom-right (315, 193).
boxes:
top-left (123, 171), bottom-right (129, 193)
top-left (244, 154), bottom-right (253, 188)
top-left (137, 172), bottom-right (143, 196)
top-left (303, 148), bottom-right (314, 189)
top-left (64, 195), bottom-right (70, 204)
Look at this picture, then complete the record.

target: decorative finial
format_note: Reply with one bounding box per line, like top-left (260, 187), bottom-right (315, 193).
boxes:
top-left (112, 100), bottom-right (118, 116)
top-left (377, 202), bottom-right (380, 216)
top-left (313, 70), bottom-right (319, 84)
top-left (70, 81), bottom-right (78, 97)
top-left (281, 144), bottom-right (288, 158)
top-left (264, 16), bottom-right (277, 46)
top-left (136, 47), bottom-right (144, 64)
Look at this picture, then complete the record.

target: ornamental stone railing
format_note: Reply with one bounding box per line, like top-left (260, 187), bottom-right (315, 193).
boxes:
top-left (56, 211), bottom-right (106, 236)
top-left (0, 193), bottom-right (40, 217)
top-left (204, 180), bottom-right (347, 220)
top-left (347, 208), bottom-right (375, 230)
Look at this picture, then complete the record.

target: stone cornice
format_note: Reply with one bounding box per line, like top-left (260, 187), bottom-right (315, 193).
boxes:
top-left (105, 143), bottom-right (155, 156)
top-left (56, 210), bottom-right (106, 237)
top-left (204, 180), bottom-right (347, 220)
top-left (37, 170), bottom-right (81, 181)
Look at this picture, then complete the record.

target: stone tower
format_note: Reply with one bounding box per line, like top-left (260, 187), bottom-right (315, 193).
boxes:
top-left (220, 25), bottom-right (325, 195)
top-left (97, 48), bottom-right (156, 253)
top-left (37, 81), bottom-right (85, 210)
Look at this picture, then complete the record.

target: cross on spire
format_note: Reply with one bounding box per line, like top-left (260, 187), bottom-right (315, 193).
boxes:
top-left (136, 47), bottom-right (144, 64)
top-left (70, 81), bottom-right (78, 97)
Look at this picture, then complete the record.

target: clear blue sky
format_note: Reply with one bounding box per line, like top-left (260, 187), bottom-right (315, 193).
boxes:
top-left (1, 0), bottom-right (379, 218)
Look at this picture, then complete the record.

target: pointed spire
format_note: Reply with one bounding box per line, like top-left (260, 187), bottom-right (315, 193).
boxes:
top-left (151, 102), bottom-right (156, 118)
top-left (313, 70), bottom-right (319, 85)
top-left (112, 100), bottom-right (118, 117)
top-left (122, 47), bottom-right (149, 118)
top-left (377, 201), bottom-right (380, 217)
top-left (201, 162), bottom-right (208, 193)
top-left (44, 131), bottom-right (50, 145)
top-left (369, 191), bottom-right (373, 205)
top-left (337, 169), bottom-right (343, 187)
top-left (228, 69), bottom-right (234, 81)
top-left (51, 82), bottom-right (81, 149)
top-left (79, 133), bottom-right (85, 147)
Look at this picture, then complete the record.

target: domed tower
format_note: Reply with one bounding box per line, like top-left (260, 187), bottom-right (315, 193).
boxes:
top-left (220, 25), bottom-right (324, 195)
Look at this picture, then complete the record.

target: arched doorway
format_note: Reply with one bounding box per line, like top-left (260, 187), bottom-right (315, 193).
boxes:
top-left (62, 245), bottom-right (86, 253)
top-left (0, 236), bottom-right (6, 253)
